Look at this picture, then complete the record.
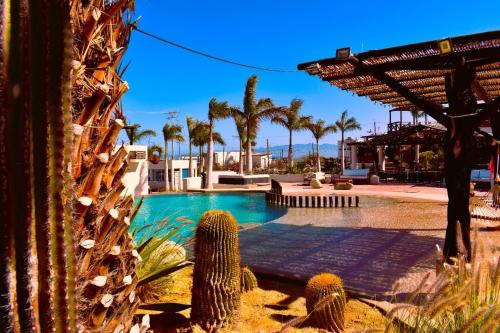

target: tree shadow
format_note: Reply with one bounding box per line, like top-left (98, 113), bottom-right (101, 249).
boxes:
top-left (239, 223), bottom-right (442, 301)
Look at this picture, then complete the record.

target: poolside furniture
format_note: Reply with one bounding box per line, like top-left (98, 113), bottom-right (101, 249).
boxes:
top-left (334, 182), bottom-right (353, 190)
top-left (218, 174), bottom-right (270, 185)
top-left (370, 174), bottom-right (380, 184)
top-left (338, 169), bottom-right (370, 184)
top-left (303, 171), bottom-right (325, 184)
top-left (310, 178), bottom-right (323, 189)
top-left (470, 169), bottom-right (491, 188)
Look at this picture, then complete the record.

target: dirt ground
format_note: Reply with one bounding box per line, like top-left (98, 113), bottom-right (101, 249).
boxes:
top-left (139, 266), bottom-right (386, 333)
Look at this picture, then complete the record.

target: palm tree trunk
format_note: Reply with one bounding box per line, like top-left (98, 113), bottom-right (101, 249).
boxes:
top-left (288, 129), bottom-right (293, 169)
top-left (200, 145), bottom-right (205, 172)
top-left (238, 139), bottom-right (243, 174)
top-left (206, 121), bottom-right (214, 189)
top-left (165, 142), bottom-right (170, 191)
top-left (246, 121), bottom-right (253, 174)
top-left (316, 138), bottom-right (321, 172)
top-left (171, 138), bottom-right (175, 160)
top-left (188, 140), bottom-right (193, 177)
top-left (341, 131), bottom-right (345, 174)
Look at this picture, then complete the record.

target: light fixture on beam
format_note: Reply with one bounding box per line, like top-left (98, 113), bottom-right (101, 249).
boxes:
top-left (305, 63), bottom-right (321, 75)
top-left (437, 38), bottom-right (453, 55)
top-left (336, 47), bottom-right (351, 60)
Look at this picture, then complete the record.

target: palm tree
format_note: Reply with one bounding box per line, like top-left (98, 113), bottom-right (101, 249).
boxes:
top-left (124, 123), bottom-right (156, 145)
top-left (206, 98), bottom-right (234, 189)
top-left (162, 123), bottom-right (183, 191)
top-left (335, 110), bottom-right (361, 173)
top-left (234, 75), bottom-right (282, 174)
top-left (170, 128), bottom-right (184, 161)
top-left (148, 144), bottom-right (163, 163)
top-left (192, 122), bottom-right (225, 178)
top-left (186, 116), bottom-right (202, 177)
top-left (306, 118), bottom-right (337, 172)
top-left (232, 111), bottom-right (246, 174)
top-left (271, 98), bottom-right (311, 169)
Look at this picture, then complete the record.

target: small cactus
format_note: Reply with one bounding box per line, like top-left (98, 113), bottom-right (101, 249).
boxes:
top-left (191, 210), bottom-right (241, 331)
top-left (241, 266), bottom-right (258, 292)
top-left (305, 273), bottom-right (346, 333)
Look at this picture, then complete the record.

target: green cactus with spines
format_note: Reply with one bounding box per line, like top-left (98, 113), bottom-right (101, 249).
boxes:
top-left (0, 0), bottom-right (77, 331)
top-left (241, 266), bottom-right (258, 292)
top-left (305, 273), bottom-right (346, 333)
top-left (191, 210), bottom-right (241, 331)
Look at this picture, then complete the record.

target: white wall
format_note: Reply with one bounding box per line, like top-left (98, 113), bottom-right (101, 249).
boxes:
top-left (120, 145), bottom-right (149, 196)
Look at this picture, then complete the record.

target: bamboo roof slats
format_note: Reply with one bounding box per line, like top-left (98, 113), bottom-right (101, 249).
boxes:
top-left (298, 31), bottom-right (500, 111)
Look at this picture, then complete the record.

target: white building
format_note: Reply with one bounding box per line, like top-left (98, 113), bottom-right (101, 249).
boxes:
top-left (213, 151), bottom-right (240, 166)
top-left (251, 153), bottom-right (272, 169)
top-left (120, 145), bottom-right (149, 196)
top-left (148, 159), bottom-right (197, 192)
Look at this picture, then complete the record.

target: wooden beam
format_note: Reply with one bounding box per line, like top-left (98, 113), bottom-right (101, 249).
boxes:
top-left (348, 57), bottom-right (449, 127)
top-left (354, 48), bottom-right (500, 75)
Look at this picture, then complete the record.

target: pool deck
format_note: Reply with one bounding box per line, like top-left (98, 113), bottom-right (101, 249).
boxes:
top-left (237, 183), bottom-right (499, 301)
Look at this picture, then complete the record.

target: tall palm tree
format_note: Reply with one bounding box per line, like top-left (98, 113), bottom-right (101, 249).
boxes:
top-left (234, 75), bottom-right (282, 174)
top-left (170, 127), bottom-right (184, 161)
top-left (232, 111), bottom-right (246, 174)
top-left (124, 123), bottom-right (156, 145)
top-left (335, 110), bottom-right (361, 173)
top-left (271, 98), bottom-right (311, 169)
top-left (206, 98), bottom-right (234, 189)
top-left (306, 118), bottom-right (337, 172)
top-left (186, 116), bottom-right (202, 177)
top-left (162, 123), bottom-right (183, 191)
top-left (192, 122), bottom-right (225, 177)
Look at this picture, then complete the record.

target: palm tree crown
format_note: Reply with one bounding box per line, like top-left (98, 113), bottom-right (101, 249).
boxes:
top-left (162, 123), bottom-right (183, 191)
top-left (124, 123), bottom-right (156, 145)
top-left (306, 118), bottom-right (337, 172)
top-left (234, 75), bottom-right (283, 174)
top-left (206, 98), bottom-right (235, 189)
top-left (335, 110), bottom-right (361, 172)
top-left (271, 98), bottom-right (311, 168)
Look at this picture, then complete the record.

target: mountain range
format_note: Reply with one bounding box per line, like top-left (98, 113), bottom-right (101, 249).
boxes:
top-left (254, 143), bottom-right (338, 158)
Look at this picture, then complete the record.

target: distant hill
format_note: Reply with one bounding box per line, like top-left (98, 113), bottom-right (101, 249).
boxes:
top-left (254, 143), bottom-right (338, 158)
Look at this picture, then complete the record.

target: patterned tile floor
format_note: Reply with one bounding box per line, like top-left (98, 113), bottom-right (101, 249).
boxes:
top-left (239, 195), bottom-right (498, 300)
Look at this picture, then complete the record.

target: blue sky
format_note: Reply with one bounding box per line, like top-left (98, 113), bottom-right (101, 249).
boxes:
top-left (121, 0), bottom-right (500, 152)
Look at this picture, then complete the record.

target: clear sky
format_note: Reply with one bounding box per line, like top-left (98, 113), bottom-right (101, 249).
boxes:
top-left (121, 0), bottom-right (500, 152)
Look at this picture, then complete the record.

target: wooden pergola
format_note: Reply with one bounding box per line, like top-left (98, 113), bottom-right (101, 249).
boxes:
top-left (298, 30), bottom-right (500, 261)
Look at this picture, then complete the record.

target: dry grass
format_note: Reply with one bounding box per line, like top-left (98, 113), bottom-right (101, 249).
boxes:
top-left (142, 266), bottom-right (385, 332)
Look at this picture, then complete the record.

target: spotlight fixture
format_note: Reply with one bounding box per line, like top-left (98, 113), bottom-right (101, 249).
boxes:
top-left (437, 38), bottom-right (453, 55)
top-left (336, 47), bottom-right (351, 60)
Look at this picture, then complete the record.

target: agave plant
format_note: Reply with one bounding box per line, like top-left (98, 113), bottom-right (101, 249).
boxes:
top-left (130, 203), bottom-right (193, 308)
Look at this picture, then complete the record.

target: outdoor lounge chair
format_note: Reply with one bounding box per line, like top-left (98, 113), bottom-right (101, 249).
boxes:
top-left (337, 169), bottom-right (370, 184)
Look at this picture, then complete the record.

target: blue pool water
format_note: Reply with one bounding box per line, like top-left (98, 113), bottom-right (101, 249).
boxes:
top-left (132, 192), bottom-right (287, 241)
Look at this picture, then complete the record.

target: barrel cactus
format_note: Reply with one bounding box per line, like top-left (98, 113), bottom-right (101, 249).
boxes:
top-left (305, 273), bottom-right (347, 333)
top-left (191, 210), bottom-right (241, 331)
top-left (241, 266), bottom-right (258, 292)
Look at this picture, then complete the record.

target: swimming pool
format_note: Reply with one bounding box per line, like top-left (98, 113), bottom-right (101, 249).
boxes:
top-left (132, 192), bottom-right (287, 241)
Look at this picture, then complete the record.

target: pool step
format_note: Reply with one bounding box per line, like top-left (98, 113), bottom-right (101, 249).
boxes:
top-left (265, 192), bottom-right (359, 208)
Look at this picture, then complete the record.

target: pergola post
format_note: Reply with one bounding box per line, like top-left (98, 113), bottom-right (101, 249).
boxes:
top-left (351, 145), bottom-right (358, 169)
top-left (378, 146), bottom-right (385, 172)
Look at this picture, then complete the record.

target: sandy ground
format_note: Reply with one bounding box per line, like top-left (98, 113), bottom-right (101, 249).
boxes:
top-left (142, 266), bottom-right (386, 333)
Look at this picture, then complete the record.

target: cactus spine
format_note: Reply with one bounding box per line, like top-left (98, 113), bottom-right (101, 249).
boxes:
top-left (305, 273), bottom-right (346, 333)
top-left (0, 0), bottom-right (76, 331)
top-left (191, 210), bottom-right (241, 331)
top-left (241, 266), bottom-right (258, 292)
